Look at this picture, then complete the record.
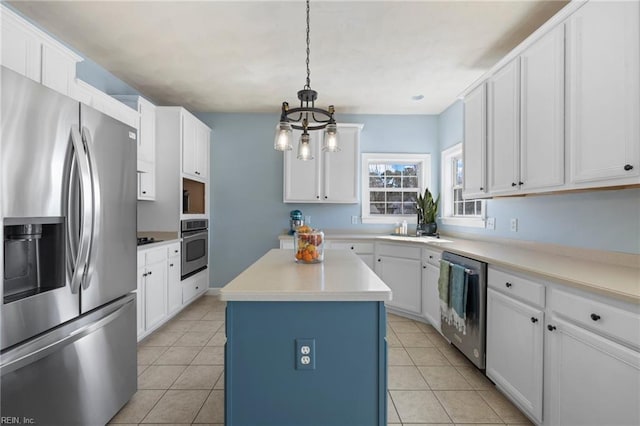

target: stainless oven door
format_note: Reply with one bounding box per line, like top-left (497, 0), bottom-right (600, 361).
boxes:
top-left (181, 230), bottom-right (208, 279)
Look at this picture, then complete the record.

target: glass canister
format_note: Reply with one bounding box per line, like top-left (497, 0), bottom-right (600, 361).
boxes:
top-left (294, 228), bottom-right (324, 263)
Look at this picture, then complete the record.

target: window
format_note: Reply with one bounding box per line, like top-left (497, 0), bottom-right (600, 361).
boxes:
top-left (361, 153), bottom-right (431, 224)
top-left (441, 143), bottom-right (485, 227)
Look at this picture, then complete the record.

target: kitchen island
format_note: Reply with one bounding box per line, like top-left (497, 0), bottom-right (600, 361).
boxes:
top-left (220, 249), bottom-right (392, 426)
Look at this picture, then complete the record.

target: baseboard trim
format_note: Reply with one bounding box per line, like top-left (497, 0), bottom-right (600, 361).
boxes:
top-left (206, 288), bottom-right (221, 296)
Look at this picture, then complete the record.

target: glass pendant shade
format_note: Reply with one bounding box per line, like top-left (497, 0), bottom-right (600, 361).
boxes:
top-left (322, 123), bottom-right (339, 152)
top-left (297, 132), bottom-right (313, 161)
top-left (274, 122), bottom-right (293, 151)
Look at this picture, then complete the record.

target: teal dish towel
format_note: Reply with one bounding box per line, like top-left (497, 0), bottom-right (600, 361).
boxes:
top-left (450, 264), bottom-right (468, 319)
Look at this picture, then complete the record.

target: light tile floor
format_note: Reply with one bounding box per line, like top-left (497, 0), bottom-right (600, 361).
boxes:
top-left (109, 296), bottom-right (533, 426)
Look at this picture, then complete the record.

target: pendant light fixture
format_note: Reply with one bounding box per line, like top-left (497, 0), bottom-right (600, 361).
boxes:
top-left (273, 0), bottom-right (338, 159)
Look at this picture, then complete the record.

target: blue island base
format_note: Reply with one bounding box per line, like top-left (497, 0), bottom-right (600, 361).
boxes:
top-left (225, 301), bottom-right (387, 426)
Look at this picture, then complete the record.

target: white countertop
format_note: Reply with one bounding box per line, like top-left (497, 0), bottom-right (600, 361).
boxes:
top-left (280, 232), bottom-right (640, 302)
top-left (220, 249), bottom-right (392, 302)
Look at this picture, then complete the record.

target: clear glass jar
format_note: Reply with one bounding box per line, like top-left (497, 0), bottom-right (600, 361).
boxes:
top-left (294, 229), bottom-right (324, 263)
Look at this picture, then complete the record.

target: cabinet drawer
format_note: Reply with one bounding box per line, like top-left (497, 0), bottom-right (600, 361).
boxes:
top-left (423, 248), bottom-right (442, 267)
top-left (183, 279), bottom-right (205, 303)
top-left (145, 247), bottom-right (166, 265)
top-left (488, 267), bottom-right (545, 308)
top-left (167, 242), bottom-right (181, 258)
top-left (550, 288), bottom-right (640, 349)
top-left (376, 243), bottom-right (421, 260)
top-left (331, 241), bottom-right (374, 254)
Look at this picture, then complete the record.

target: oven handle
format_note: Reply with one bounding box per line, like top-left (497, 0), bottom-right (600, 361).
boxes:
top-left (182, 230), bottom-right (208, 240)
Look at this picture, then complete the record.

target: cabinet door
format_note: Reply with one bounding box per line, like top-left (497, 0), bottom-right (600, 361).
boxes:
top-left (376, 255), bottom-right (421, 314)
top-left (520, 25), bottom-right (565, 192)
top-left (138, 97), bottom-right (156, 169)
top-left (182, 113), bottom-right (198, 178)
top-left (567, 1), bottom-right (640, 184)
top-left (487, 60), bottom-right (520, 195)
top-left (40, 43), bottom-right (76, 97)
top-left (546, 316), bottom-right (640, 426)
top-left (283, 129), bottom-right (322, 202)
top-left (138, 170), bottom-right (155, 200)
top-left (167, 256), bottom-right (182, 315)
top-left (463, 84), bottom-right (488, 198)
top-left (0, 12), bottom-right (41, 81)
top-left (421, 263), bottom-right (441, 331)
top-left (194, 124), bottom-right (209, 180)
top-left (486, 289), bottom-right (543, 423)
top-left (323, 125), bottom-right (360, 203)
top-left (144, 261), bottom-right (167, 331)
top-left (136, 267), bottom-right (145, 338)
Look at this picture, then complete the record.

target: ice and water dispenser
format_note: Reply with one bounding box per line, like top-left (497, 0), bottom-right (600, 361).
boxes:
top-left (3, 218), bottom-right (65, 304)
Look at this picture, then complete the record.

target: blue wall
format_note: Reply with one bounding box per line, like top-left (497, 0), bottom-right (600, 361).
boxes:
top-left (437, 100), bottom-right (640, 255)
top-left (196, 113), bottom-right (440, 287)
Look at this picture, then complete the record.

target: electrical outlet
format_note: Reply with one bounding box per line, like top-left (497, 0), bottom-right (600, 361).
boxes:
top-left (486, 217), bottom-right (495, 230)
top-left (510, 218), bottom-right (518, 232)
top-left (295, 338), bottom-right (315, 370)
top-left (305, 216), bottom-right (311, 225)
top-left (351, 215), bottom-right (359, 225)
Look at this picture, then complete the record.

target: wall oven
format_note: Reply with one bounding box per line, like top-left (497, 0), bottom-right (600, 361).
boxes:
top-left (181, 219), bottom-right (208, 279)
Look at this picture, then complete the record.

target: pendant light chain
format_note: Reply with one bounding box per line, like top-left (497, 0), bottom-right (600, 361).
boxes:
top-left (304, 0), bottom-right (311, 90)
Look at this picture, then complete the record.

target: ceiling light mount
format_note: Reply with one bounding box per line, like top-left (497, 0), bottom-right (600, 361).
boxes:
top-left (274, 0), bottom-right (338, 157)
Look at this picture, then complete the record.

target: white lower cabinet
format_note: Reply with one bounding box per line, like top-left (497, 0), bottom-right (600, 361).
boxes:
top-left (137, 242), bottom-right (204, 341)
top-left (330, 241), bottom-right (375, 270)
top-left (546, 316), bottom-right (640, 426)
top-left (545, 289), bottom-right (640, 426)
top-left (487, 288), bottom-right (544, 423)
top-left (167, 244), bottom-right (182, 315)
top-left (143, 261), bottom-right (167, 331)
top-left (421, 249), bottom-right (442, 330)
top-left (375, 243), bottom-right (422, 315)
top-left (487, 265), bottom-right (640, 426)
top-left (137, 246), bottom-right (168, 337)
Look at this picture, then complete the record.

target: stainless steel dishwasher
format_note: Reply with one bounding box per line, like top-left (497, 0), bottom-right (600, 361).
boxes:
top-left (440, 251), bottom-right (488, 370)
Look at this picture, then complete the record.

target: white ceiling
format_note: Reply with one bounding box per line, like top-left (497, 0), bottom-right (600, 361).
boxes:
top-left (9, 0), bottom-right (568, 115)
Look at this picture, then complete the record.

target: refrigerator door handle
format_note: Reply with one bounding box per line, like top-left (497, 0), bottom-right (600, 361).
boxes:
top-left (66, 143), bottom-right (79, 284)
top-left (69, 125), bottom-right (93, 294)
top-left (81, 127), bottom-right (101, 290)
top-left (0, 295), bottom-right (134, 376)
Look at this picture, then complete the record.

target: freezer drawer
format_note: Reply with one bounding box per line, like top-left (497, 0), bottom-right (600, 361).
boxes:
top-left (1, 294), bottom-right (137, 425)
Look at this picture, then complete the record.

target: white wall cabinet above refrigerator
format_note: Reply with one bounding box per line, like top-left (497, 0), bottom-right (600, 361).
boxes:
top-left (283, 123), bottom-right (362, 203)
top-left (1, 5), bottom-right (82, 98)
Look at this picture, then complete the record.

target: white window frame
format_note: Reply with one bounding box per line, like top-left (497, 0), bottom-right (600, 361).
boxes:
top-left (441, 143), bottom-right (486, 228)
top-left (361, 153), bottom-right (431, 224)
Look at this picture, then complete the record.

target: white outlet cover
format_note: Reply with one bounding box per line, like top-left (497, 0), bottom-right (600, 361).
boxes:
top-left (510, 218), bottom-right (518, 232)
top-left (486, 217), bottom-right (495, 229)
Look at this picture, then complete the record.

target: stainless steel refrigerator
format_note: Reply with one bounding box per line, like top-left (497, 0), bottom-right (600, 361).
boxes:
top-left (0, 66), bottom-right (137, 424)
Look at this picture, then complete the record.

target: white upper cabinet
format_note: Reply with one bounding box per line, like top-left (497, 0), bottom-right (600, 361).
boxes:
top-left (463, 83), bottom-right (488, 199)
top-left (114, 95), bottom-right (156, 173)
top-left (284, 123), bottom-right (362, 203)
top-left (488, 24), bottom-right (565, 197)
top-left (520, 24), bottom-right (565, 192)
top-left (182, 112), bottom-right (210, 181)
top-left (1, 5), bottom-right (82, 97)
top-left (567, 0), bottom-right (640, 185)
top-left (284, 129), bottom-right (322, 202)
top-left (487, 59), bottom-right (521, 195)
